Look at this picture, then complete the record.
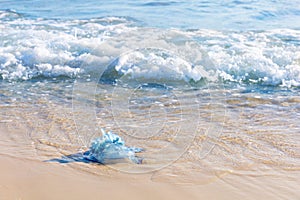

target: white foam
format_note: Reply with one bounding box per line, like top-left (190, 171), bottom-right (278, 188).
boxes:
top-left (0, 12), bottom-right (134, 80)
top-left (113, 49), bottom-right (205, 83)
top-left (192, 30), bottom-right (300, 87)
top-left (1, 10), bottom-right (300, 87)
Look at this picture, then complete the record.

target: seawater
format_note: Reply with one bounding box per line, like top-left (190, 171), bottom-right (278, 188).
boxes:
top-left (0, 0), bottom-right (300, 195)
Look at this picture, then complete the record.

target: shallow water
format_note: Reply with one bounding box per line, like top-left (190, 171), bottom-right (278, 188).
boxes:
top-left (1, 79), bottom-right (299, 175)
top-left (0, 0), bottom-right (300, 199)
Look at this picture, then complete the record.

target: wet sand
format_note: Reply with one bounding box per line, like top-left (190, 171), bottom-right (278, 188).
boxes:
top-left (1, 151), bottom-right (299, 200)
top-left (1, 124), bottom-right (299, 200)
top-left (0, 87), bottom-right (299, 200)
top-left (0, 155), bottom-right (195, 200)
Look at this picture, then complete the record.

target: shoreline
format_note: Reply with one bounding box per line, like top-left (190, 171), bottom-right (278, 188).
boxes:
top-left (0, 91), bottom-right (299, 200)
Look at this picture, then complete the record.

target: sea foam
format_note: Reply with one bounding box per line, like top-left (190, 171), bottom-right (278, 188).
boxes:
top-left (1, 10), bottom-right (300, 87)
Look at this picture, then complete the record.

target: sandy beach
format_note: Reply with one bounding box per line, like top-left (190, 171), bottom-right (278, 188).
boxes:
top-left (1, 1), bottom-right (300, 199)
top-left (1, 124), bottom-right (299, 200)
top-left (0, 155), bottom-right (195, 200)
top-left (1, 84), bottom-right (299, 200)
top-left (1, 152), bottom-right (299, 200)
top-left (0, 81), bottom-right (299, 200)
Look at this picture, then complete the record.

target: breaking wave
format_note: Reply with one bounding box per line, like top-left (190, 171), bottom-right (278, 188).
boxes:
top-left (1, 10), bottom-right (300, 88)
